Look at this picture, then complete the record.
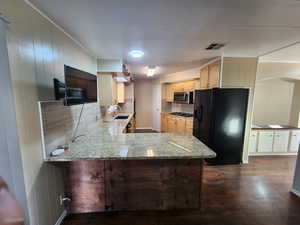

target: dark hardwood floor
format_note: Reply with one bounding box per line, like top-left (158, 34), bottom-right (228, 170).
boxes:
top-left (62, 156), bottom-right (300, 225)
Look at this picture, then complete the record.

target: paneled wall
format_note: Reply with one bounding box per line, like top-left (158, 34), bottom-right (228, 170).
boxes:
top-left (1, 1), bottom-right (97, 225)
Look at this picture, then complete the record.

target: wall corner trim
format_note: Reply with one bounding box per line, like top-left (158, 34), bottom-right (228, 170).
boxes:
top-left (54, 210), bottom-right (67, 225)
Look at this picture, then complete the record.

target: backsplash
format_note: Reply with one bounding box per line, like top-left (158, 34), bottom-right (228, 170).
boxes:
top-left (171, 103), bottom-right (194, 113)
top-left (38, 101), bottom-right (100, 158)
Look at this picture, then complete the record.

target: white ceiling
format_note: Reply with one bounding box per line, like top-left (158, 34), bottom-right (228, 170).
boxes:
top-left (28, 0), bottom-right (300, 76)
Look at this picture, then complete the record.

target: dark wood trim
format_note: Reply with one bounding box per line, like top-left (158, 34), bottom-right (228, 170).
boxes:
top-left (61, 159), bottom-right (203, 213)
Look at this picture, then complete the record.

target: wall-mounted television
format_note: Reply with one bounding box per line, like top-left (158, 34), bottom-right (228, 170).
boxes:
top-left (54, 65), bottom-right (97, 106)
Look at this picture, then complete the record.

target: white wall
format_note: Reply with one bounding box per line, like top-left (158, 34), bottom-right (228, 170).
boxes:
top-left (253, 79), bottom-right (295, 125)
top-left (134, 79), bottom-right (154, 128)
top-left (1, 1), bottom-right (97, 225)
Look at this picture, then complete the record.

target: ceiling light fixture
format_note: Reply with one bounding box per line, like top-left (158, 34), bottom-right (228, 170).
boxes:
top-left (147, 66), bottom-right (156, 77)
top-left (129, 50), bottom-right (144, 58)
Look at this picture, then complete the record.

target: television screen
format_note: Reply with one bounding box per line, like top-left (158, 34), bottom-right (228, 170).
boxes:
top-left (54, 65), bottom-right (97, 106)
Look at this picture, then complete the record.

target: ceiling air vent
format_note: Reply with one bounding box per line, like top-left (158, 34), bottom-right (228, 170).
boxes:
top-left (206, 43), bottom-right (226, 50)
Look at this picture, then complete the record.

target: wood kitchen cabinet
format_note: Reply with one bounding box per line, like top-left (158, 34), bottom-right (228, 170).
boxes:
top-left (161, 114), bottom-right (193, 134)
top-left (208, 60), bottom-right (220, 88)
top-left (161, 113), bottom-right (168, 132)
top-left (199, 66), bottom-right (209, 90)
top-left (175, 117), bottom-right (186, 133)
top-left (199, 60), bottom-right (221, 90)
top-left (183, 80), bottom-right (195, 92)
top-left (164, 80), bottom-right (199, 102)
top-left (185, 119), bottom-right (193, 134)
top-left (165, 84), bottom-right (174, 102)
top-left (98, 73), bottom-right (117, 105)
top-left (98, 73), bottom-right (126, 105)
top-left (117, 83), bottom-right (125, 103)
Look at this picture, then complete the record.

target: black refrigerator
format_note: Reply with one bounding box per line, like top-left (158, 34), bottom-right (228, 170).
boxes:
top-left (193, 88), bottom-right (249, 165)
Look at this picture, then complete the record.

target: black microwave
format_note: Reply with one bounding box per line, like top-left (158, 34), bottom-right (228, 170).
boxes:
top-left (173, 91), bottom-right (194, 104)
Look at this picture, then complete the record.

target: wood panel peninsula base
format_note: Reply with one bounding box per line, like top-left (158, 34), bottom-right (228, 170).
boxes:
top-left (60, 159), bottom-right (203, 213)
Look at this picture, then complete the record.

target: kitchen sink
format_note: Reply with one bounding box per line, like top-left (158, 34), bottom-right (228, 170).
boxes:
top-left (114, 115), bottom-right (129, 120)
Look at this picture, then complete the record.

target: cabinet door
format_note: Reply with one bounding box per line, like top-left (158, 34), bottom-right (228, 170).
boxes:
top-left (249, 131), bottom-right (258, 153)
top-left (167, 116), bottom-right (177, 133)
top-left (199, 66), bottom-right (209, 90)
top-left (183, 81), bottom-right (195, 92)
top-left (117, 83), bottom-right (125, 103)
top-left (208, 60), bottom-right (220, 88)
top-left (165, 84), bottom-right (174, 102)
top-left (194, 79), bottom-right (201, 90)
top-left (273, 131), bottom-right (289, 152)
top-left (175, 117), bottom-right (186, 133)
top-left (185, 119), bottom-right (193, 134)
top-left (289, 130), bottom-right (300, 152)
top-left (173, 83), bottom-right (184, 92)
top-left (258, 131), bottom-right (274, 152)
top-left (161, 114), bottom-right (166, 132)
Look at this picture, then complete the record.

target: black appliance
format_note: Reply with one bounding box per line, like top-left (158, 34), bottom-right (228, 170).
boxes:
top-left (193, 88), bottom-right (249, 165)
top-left (170, 112), bottom-right (193, 117)
top-left (54, 65), bottom-right (97, 106)
top-left (173, 91), bottom-right (194, 104)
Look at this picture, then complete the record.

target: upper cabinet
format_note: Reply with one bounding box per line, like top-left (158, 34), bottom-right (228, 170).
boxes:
top-left (98, 73), bottom-right (126, 106)
top-left (164, 80), bottom-right (198, 102)
top-left (199, 60), bottom-right (221, 90)
top-left (165, 84), bottom-right (174, 102)
top-left (199, 66), bottom-right (209, 89)
top-left (117, 83), bottom-right (125, 103)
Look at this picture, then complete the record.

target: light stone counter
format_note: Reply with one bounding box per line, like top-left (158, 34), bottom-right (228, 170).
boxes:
top-left (45, 113), bottom-right (216, 162)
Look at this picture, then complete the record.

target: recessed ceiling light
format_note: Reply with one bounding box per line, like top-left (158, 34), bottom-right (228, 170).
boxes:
top-left (147, 66), bottom-right (156, 77)
top-left (129, 50), bottom-right (144, 58)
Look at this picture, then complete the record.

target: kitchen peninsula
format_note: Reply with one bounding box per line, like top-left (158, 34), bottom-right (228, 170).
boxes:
top-left (44, 112), bottom-right (216, 213)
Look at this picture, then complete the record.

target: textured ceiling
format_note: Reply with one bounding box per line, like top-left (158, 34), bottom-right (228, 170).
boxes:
top-left (28, 0), bottom-right (300, 76)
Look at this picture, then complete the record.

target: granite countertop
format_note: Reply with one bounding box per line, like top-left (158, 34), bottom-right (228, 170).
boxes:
top-left (46, 113), bottom-right (215, 162)
top-left (252, 124), bottom-right (300, 130)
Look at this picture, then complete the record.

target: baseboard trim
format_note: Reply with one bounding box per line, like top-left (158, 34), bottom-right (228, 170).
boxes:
top-left (54, 210), bottom-right (67, 225)
top-left (249, 153), bottom-right (297, 156)
top-left (291, 189), bottom-right (300, 197)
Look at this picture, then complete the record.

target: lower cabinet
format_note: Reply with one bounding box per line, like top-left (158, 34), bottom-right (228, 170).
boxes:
top-left (250, 129), bottom-right (299, 155)
top-left (289, 130), bottom-right (300, 152)
top-left (248, 131), bottom-right (258, 153)
top-left (257, 131), bottom-right (274, 153)
top-left (161, 113), bottom-right (193, 134)
top-left (273, 131), bottom-right (289, 152)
